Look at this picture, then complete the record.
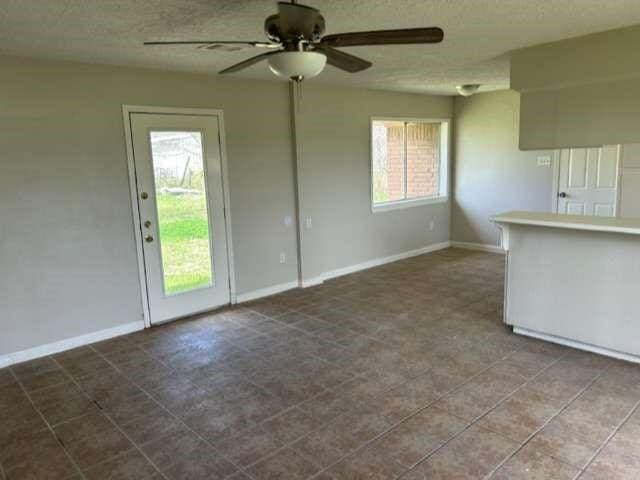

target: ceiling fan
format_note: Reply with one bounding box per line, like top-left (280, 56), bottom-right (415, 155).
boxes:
top-left (144, 0), bottom-right (444, 81)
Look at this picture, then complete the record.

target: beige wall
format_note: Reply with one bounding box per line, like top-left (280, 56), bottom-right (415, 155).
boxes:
top-left (511, 25), bottom-right (640, 93)
top-left (452, 90), bottom-right (553, 246)
top-left (619, 144), bottom-right (640, 218)
top-left (510, 24), bottom-right (640, 219)
top-left (0, 55), bottom-right (297, 356)
top-left (511, 25), bottom-right (640, 150)
top-left (452, 90), bottom-right (640, 248)
top-left (518, 79), bottom-right (640, 150)
top-left (294, 84), bottom-right (452, 281)
top-left (5, 48), bottom-right (633, 360)
top-left (1, 55), bottom-right (454, 358)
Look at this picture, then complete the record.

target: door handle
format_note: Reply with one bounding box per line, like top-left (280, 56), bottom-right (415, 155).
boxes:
top-left (144, 235), bottom-right (154, 243)
top-left (558, 192), bottom-right (568, 198)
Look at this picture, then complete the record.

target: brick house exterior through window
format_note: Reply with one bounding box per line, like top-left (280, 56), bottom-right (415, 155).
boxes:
top-left (371, 118), bottom-right (449, 211)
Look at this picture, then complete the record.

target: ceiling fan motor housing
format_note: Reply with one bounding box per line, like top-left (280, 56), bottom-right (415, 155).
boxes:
top-left (264, 3), bottom-right (326, 44)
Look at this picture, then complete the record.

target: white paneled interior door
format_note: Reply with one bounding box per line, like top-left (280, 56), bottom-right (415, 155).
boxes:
top-left (557, 145), bottom-right (619, 216)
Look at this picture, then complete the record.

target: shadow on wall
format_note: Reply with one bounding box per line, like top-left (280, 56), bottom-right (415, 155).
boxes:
top-left (451, 202), bottom-right (489, 245)
top-left (451, 90), bottom-right (554, 247)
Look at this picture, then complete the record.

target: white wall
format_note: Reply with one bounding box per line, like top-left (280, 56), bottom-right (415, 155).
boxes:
top-left (451, 90), bottom-right (554, 246)
top-left (294, 84), bottom-right (453, 282)
top-left (0, 55), bottom-right (298, 357)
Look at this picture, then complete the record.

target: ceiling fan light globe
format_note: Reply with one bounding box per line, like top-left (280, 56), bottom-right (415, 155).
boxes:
top-left (268, 51), bottom-right (327, 80)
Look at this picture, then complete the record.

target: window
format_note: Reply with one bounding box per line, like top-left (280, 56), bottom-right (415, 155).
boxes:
top-left (371, 117), bottom-right (449, 212)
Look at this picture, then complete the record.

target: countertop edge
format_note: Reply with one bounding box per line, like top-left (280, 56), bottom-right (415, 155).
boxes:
top-left (490, 212), bottom-right (640, 236)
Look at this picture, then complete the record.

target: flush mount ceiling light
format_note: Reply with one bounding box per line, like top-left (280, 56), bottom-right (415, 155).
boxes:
top-left (267, 50), bottom-right (327, 80)
top-left (456, 84), bottom-right (481, 96)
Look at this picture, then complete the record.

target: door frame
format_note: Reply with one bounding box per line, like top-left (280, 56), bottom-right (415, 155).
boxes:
top-left (122, 105), bottom-right (236, 328)
top-left (550, 149), bottom-right (561, 213)
top-left (550, 146), bottom-right (621, 215)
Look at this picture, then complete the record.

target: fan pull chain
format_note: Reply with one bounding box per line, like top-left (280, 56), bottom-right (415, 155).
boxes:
top-left (291, 77), bottom-right (303, 112)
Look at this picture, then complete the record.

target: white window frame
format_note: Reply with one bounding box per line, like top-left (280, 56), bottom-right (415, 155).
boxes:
top-left (370, 116), bottom-right (450, 213)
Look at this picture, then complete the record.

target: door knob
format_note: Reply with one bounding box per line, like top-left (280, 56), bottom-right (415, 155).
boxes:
top-left (140, 192), bottom-right (149, 200)
top-left (558, 192), bottom-right (568, 198)
top-left (144, 220), bottom-right (152, 228)
top-left (144, 235), bottom-right (154, 243)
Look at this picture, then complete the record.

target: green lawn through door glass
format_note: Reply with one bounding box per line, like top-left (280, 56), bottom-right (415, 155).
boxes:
top-left (150, 131), bottom-right (214, 295)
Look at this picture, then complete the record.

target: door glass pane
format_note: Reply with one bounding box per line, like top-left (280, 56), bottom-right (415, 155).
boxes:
top-left (372, 120), bottom-right (406, 204)
top-left (149, 131), bottom-right (214, 295)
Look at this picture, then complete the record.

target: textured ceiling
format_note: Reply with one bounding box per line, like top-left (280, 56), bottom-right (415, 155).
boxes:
top-left (3, 0), bottom-right (640, 95)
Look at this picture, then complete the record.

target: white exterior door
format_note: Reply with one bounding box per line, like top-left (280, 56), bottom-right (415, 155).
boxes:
top-left (129, 113), bottom-right (230, 324)
top-left (557, 145), bottom-right (619, 216)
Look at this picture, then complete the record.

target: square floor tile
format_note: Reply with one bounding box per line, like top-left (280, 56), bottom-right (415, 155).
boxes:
top-left (492, 442), bottom-right (580, 479)
top-left (370, 406), bottom-right (468, 468)
top-left (66, 428), bottom-right (133, 470)
top-left (161, 444), bottom-right (237, 480)
top-left (527, 421), bottom-right (604, 469)
top-left (406, 424), bottom-right (518, 479)
top-left (83, 449), bottom-right (158, 480)
top-left (247, 448), bottom-right (319, 480)
top-left (584, 442), bottom-right (640, 479)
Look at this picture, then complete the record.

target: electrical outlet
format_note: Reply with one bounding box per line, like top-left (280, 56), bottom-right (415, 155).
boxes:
top-left (279, 252), bottom-right (286, 264)
top-left (305, 217), bottom-right (313, 229)
top-left (537, 155), bottom-right (551, 167)
top-left (429, 220), bottom-right (435, 231)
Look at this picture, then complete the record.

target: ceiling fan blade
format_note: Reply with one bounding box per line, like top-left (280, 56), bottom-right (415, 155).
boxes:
top-left (144, 40), bottom-right (279, 48)
top-left (219, 51), bottom-right (279, 74)
top-left (319, 46), bottom-right (372, 73)
top-left (321, 27), bottom-right (444, 47)
top-left (277, 2), bottom-right (324, 39)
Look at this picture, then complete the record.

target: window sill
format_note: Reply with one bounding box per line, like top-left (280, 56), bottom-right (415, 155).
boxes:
top-left (372, 196), bottom-right (449, 213)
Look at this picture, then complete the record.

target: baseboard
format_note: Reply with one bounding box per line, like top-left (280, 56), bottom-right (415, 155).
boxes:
top-left (302, 241), bottom-right (452, 287)
top-left (450, 241), bottom-right (505, 254)
top-left (514, 327), bottom-right (640, 365)
top-left (1, 242), bottom-right (461, 368)
top-left (2, 279), bottom-right (302, 367)
top-left (300, 277), bottom-right (324, 288)
top-left (235, 280), bottom-right (299, 304)
top-left (0, 320), bottom-right (145, 369)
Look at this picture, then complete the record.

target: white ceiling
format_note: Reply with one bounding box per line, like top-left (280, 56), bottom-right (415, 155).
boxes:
top-left (3, 0), bottom-right (640, 95)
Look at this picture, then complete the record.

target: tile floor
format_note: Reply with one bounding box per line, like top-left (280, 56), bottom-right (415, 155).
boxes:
top-left (1, 248), bottom-right (639, 479)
